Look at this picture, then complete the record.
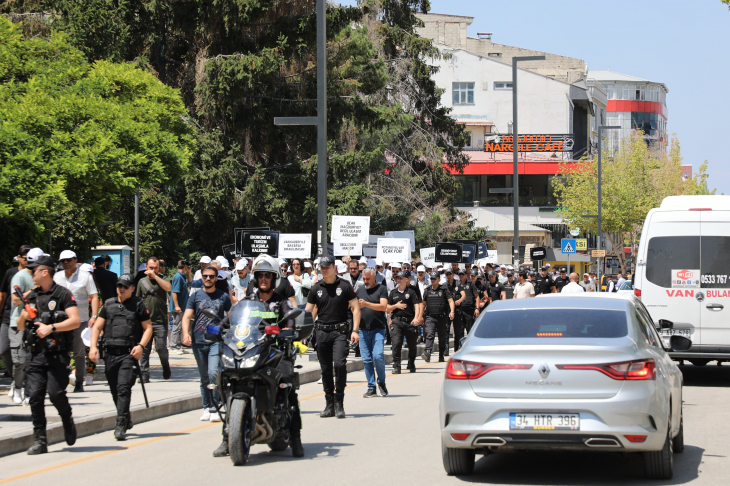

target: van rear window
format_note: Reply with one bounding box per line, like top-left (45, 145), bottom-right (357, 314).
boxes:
top-left (646, 236), bottom-right (699, 288)
top-left (473, 309), bottom-right (628, 339)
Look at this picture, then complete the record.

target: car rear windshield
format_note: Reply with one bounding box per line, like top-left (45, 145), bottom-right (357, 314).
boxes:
top-left (473, 309), bottom-right (628, 339)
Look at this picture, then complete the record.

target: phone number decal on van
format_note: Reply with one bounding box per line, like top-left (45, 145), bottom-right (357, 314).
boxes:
top-left (700, 275), bottom-right (728, 285)
top-left (671, 269), bottom-right (701, 289)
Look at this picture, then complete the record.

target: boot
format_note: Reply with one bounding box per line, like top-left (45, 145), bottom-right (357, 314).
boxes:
top-left (408, 359), bottom-right (416, 373)
top-left (334, 394), bottom-right (346, 419)
top-left (213, 439), bottom-right (229, 457)
top-left (421, 350), bottom-right (431, 363)
top-left (162, 361), bottom-right (171, 380)
top-left (444, 348), bottom-right (450, 357)
top-left (320, 394), bottom-right (335, 418)
top-left (290, 436), bottom-right (304, 457)
top-left (62, 417), bottom-right (77, 446)
top-left (438, 352), bottom-right (445, 363)
top-left (114, 416), bottom-right (127, 441)
top-left (393, 361), bottom-right (401, 374)
top-left (27, 431), bottom-right (47, 455)
top-left (126, 413), bottom-right (134, 430)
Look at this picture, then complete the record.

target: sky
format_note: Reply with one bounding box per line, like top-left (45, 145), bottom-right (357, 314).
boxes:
top-left (340, 0), bottom-right (730, 194)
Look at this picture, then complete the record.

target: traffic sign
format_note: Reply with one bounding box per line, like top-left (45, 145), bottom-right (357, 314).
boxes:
top-left (592, 250), bottom-right (606, 257)
top-left (576, 238), bottom-right (587, 251)
top-left (570, 229), bottom-right (580, 237)
top-left (561, 238), bottom-right (576, 254)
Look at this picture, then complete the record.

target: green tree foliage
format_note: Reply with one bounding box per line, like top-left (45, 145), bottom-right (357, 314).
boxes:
top-left (0, 17), bottom-right (195, 262)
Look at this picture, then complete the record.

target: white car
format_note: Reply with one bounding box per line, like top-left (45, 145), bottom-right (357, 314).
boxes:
top-left (440, 293), bottom-right (688, 479)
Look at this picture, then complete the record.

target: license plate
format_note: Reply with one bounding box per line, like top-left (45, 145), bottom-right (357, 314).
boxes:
top-left (510, 413), bottom-right (580, 430)
top-left (659, 329), bottom-right (691, 338)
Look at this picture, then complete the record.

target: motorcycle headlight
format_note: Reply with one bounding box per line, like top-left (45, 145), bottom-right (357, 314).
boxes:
top-left (221, 353), bottom-right (236, 369)
top-left (240, 355), bottom-right (260, 369)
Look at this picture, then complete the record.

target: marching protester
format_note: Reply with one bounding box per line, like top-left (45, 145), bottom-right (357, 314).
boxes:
top-left (306, 256), bottom-right (360, 418)
top-left (387, 271), bottom-right (420, 374)
top-left (8, 245), bottom-right (33, 404)
top-left (88, 274), bottom-right (153, 440)
top-left (513, 271), bottom-right (536, 299)
top-left (93, 255), bottom-right (118, 302)
top-left (136, 257), bottom-right (172, 383)
top-left (580, 273), bottom-right (597, 292)
top-left (356, 267), bottom-right (389, 397)
top-left (288, 258), bottom-right (311, 308)
top-left (534, 266), bottom-right (556, 295)
top-left (169, 260), bottom-right (192, 355)
top-left (445, 268), bottom-right (464, 353)
top-left (421, 271), bottom-right (454, 363)
top-left (561, 272), bottom-right (586, 293)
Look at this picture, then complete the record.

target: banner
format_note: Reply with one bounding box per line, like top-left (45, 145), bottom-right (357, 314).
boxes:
top-left (331, 216), bottom-right (370, 243)
top-left (435, 243), bottom-right (463, 263)
top-left (333, 241), bottom-right (362, 257)
top-left (385, 230), bottom-right (416, 253)
top-left (377, 238), bottom-right (410, 263)
top-left (235, 227), bottom-right (269, 255)
top-left (278, 233), bottom-right (312, 258)
top-left (461, 244), bottom-right (476, 264)
top-left (240, 230), bottom-right (279, 258)
top-left (420, 247), bottom-right (436, 267)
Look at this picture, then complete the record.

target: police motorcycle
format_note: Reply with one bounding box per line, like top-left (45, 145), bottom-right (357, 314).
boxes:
top-left (203, 300), bottom-right (313, 466)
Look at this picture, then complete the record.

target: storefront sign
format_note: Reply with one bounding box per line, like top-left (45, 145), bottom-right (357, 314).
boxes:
top-left (278, 234), bottom-right (312, 258)
top-left (240, 231), bottom-right (279, 258)
top-left (377, 238), bottom-right (411, 263)
top-left (331, 216), bottom-right (370, 243)
top-left (484, 134), bottom-right (575, 153)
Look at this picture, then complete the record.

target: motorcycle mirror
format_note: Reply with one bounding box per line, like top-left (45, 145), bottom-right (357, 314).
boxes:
top-left (281, 308), bottom-right (302, 322)
top-left (670, 335), bottom-right (692, 352)
top-left (202, 308), bottom-right (218, 320)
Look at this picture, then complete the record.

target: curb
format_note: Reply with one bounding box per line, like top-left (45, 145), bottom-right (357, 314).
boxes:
top-left (0, 338), bottom-right (454, 457)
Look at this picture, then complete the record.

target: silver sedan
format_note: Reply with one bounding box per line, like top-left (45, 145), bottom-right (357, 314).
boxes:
top-left (440, 293), bottom-right (688, 479)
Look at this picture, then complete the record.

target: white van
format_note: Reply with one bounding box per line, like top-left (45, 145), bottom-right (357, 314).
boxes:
top-left (635, 195), bottom-right (730, 365)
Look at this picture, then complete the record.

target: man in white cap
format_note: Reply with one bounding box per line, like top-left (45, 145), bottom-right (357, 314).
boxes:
top-left (231, 258), bottom-right (250, 303)
top-left (358, 256), bottom-right (368, 272)
top-left (416, 265), bottom-right (429, 299)
top-left (498, 265), bottom-right (508, 284)
top-left (192, 256), bottom-right (212, 295)
top-left (53, 249), bottom-right (99, 392)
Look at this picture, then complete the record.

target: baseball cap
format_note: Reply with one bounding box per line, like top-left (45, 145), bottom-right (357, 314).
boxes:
top-left (507, 265), bottom-right (514, 270)
top-left (545, 263), bottom-right (551, 268)
top-left (561, 267), bottom-right (567, 272)
top-left (398, 270), bottom-right (411, 279)
top-left (59, 250), bottom-right (77, 260)
top-left (80, 263), bottom-right (94, 273)
top-left (218, 270), bottom-right (227, 279)
top-left (117, 274), bottom-right (135, 287)
top-left (583, 273), bottom-right (590, 276)
top-left (200, 256), bottom-right (212, 264)
top-left (500, 264), bottom-right (506, 269)
top-left (26, 255), bottom-right (54, 269)
top-left (137, 263), bottom-right (147, 271)
top-left (429, 271), bottom-right (439, 279)
top-left (445, 268), bottom-right (453, 275)
top-left (319, 256), bottom-right (334, 267)
top-left (391, 262), bottom-right (401, 268)
top-left (359, 256), bottom-right (368, 264)
top-left (470, 268), bottom-right (479, 276)
top-left (26, 247), bottom-right (45, 263)
top-left (304, 261), bottom-right (312, 268)
top-left (417, 265), bottom-right (426, 272)
top-left (457, 269), bottom-right (465, 275)
top-left (235, 260), bottom-right (247, 271)
top-left (374, 259), bottom-right (383, 266)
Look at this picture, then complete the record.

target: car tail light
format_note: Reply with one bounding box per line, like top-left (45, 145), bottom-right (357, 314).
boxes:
top-left (556, 359), bottom-right (656, 380)
top-left (625, 435), bottom-right (647, 443)
top-left (451, 433), bottom-right (470, 441)
top-left (265, 326), bottom-right (280, 336)
top-left (634, 288), bottom-right (641, 298)
top-left (445, 360), bottom-right (533, 380)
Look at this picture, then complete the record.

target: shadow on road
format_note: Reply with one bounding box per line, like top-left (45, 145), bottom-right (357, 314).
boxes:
top-left (679, 364), bottom-right (730, 388)
top-left (456, 445), bottom-right (703, 485)
top-left (244, 442), bottom-right (354, 465)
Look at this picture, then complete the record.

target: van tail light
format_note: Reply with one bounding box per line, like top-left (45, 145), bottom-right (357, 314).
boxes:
top-left (625, 435), bottom-right (647, 443)
top-left (445, 360), bottom-right (532, 380)
top-left (265, 326), bottom-right (280, 336)
top-left (634, 288), bottom-right (641, 298)
top-left (689, 208), bottom-right (712, 211)
top-left (556, 359), bottom-right (656, 381)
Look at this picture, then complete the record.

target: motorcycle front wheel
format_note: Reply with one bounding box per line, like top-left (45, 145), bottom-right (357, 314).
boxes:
top-left (229, 398), bottom-right (252, 466)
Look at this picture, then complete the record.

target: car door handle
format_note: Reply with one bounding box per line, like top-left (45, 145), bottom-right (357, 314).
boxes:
top-left (706, 304), bottom-right (724, 310)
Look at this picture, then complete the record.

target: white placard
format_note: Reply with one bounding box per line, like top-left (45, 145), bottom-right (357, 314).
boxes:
top-left (420, 247), bottom-right (436, 267)
top-left (362, 244), bottom-right (378, 257)
top-left (385, 230), bottom-right (416, 252)
top-left (332, 216), bottom-right (370, 243)
top-left (377, 238), bottom-right (411, 263)
top-left (333, 241), bottom-right (362, 256)
top-left (278, 233), bottom-right (311, 258)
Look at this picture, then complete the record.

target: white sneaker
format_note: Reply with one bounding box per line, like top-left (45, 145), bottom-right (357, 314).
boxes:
top-left (209, 411), bottom-right (222, 422)
top-left (69, 373), bottom-right (76, 387)
top-left (22, 397), bottom-right (29, 406)
top-left (200, 409), bottom-right (211, 421)
top-left (169, 348), bottom-right (184, 355)
top-left (317, 377), bottom-right (323, 384)
top-left (12, 388), bottom-right (22, 404)
top-left (86, 375), bottom-right (94, 386)
top-left (8, 382), bottom-right (14, 397)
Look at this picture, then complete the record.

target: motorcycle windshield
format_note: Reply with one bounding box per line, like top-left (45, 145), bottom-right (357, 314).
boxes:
top-left (224, 301), bottom-right (269, 351)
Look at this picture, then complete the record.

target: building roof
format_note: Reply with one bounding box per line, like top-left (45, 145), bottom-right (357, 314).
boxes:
top-left (588, 69), bottom-right (668, 92)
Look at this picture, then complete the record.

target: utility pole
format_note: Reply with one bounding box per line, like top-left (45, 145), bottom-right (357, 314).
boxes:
top-left (275, 0), bottom-right (327, 257)
top-left (134, 189), bottom-right (140, 272)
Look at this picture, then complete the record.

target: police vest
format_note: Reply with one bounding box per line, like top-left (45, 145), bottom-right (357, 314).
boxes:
top-left (103, 297), bottom-right (143, 348)
top-left (424, 286), bottom-right (448, 316)
top-left (462, 282), bottom-right (476, 307)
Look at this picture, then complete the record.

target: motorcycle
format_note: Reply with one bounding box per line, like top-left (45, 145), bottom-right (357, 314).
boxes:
top-left (203, 300), bottom-right (313, 465)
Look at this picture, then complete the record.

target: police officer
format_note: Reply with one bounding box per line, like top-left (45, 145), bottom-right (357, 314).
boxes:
top-left (534, 266), bottom-right (556, 295)
top-left (387, 271), bottom-right (420, 373)
top-left (555, 267), bottom-right (571, 292)
top-left (485, 271), bottom-right (506, 304)
top-left (457, 269), bottom-right (480, 336)
top-left (445, 268), bottom-right (465, 353)
top-left (421, 271), bottom-right (454, 363)
top-left (17, 255), bottom-right (80, 455)
top-left (89, 274), bottom-right (153, 441)
top-left (305, 256), bottom-right (360, 419)
top-left (502, 272), bottom-right (516, 300)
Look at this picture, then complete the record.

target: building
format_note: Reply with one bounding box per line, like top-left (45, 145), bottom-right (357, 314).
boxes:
top-left (588, 69), bottom-right (669, 152)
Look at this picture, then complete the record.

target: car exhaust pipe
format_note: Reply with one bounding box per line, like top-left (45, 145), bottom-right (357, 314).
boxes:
top-left (473, 436), bottom-right (507, 446)
top-left (584, 438), bottom-right (621, 448)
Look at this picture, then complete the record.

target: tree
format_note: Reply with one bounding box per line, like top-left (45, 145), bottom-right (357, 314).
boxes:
top-left (0, 17), bottom-right (195, 262)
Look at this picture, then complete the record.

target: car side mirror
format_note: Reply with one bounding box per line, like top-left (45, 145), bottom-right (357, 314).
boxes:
top-left (202, 308), bottom-right (218, 320)
top-left (658, 319), bottom-right (673, 330)
top-left (282, 308), bottom-right (302, 322)
top-left (670, 335), bottom-right (692, 352)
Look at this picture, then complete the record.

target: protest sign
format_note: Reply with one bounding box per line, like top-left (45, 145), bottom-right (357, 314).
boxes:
top-left (333, 241), bottom-right (362, 256)
top-left (331, 216), bottom-right (370, 243)
top-left (376, 238), bottom-right (410, 263)
top-left (385, 230), bottom-right (416, 252)
top-left (420, 247), bottom-right (436, 267)
top-left (278, 233), bottom-right (312, 258)
top-left (240, 231), bottom-right (279, 258)
top-left (435, 243), bottom-right (463, 263)
top-left (235, 227), bottom-right (269, 255)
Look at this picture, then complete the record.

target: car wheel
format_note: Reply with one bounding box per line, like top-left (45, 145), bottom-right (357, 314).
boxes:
top-left (690, 359), bottom-right (709, 367)
top-left (644, 424), bottom-right (674, 479)
top-left (442, 440), bottom-right (475, 476)
top-left (673, 411), bottom-right (684, 453)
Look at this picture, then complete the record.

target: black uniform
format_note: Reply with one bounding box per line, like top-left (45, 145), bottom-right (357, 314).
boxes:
top-left (447, 279), bottom-right (464, 351)
top-left (422, 285), bottom-right (452, 358)
top-left (388, 286), bottom-right (420, 372)
top-left (24, 283), bottom-right (77, 439)
top-left (307, 277), bottom-right (356, 398)
top-left (554, 276), bottom-right (570, 292)
top-left (486, 280), bottom-right (506, 303)
top-left (99, 296), bottom-right (149, 428)
top-left (502, 280), bottom-right (516, 300)
top-left (459, 280), bottom-right (479, 336)
top-left (534, 275), bottom-right (555, 295)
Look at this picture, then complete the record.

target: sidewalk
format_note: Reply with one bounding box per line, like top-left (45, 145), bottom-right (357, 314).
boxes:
top-left (0, 336), bottom-right (452, 457)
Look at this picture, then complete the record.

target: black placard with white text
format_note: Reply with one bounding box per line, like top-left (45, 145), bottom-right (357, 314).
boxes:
top-left (435, 243), bottom-right (463, 263)
top-left (240, 231), bottom-right (279, 258)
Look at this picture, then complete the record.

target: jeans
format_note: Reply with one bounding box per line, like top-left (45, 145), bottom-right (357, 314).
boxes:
top-left (358, 328), bottom-right (386, 389)
top-left (191, 342), bottom-right (220, 410)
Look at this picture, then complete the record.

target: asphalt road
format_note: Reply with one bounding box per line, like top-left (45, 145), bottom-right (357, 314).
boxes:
top-left (1, 361), bottom-right (729, 485)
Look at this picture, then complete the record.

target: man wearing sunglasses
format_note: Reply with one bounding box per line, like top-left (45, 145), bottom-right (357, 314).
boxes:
top-left (421, 271), bottom-right (455, 363)
top-left (53, 249), bottom-right (99, 392)
top-left (89, 274), bottom-right (153, 440)
top-left (135, 257), bottom-right (172, 384)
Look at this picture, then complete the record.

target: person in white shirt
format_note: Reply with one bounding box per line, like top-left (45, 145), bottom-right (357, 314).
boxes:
top-left (288, 258), bottom-right (312, 308)
top-left (498, 265), bottom-right (508, 284)
top-left (230, 258), bottom-right (250, 302)
top-left (579, 273), bottom-right (597, 292)
top-left (416, 265), bottom-right (429, 299)
top-left (561, 273), bottom-right (586, 293)
top-left (513, 271), bottom-right (535, 299)
top-left (616, 274), bottom-right (627, 290)
top-left (53, 250), bottom-right (98, 392)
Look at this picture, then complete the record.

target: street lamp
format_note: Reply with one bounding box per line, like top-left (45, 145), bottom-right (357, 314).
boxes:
top-left (582, 125), bottom-right (620, 289)
top-left (511, 56), bottom-right (544, 266)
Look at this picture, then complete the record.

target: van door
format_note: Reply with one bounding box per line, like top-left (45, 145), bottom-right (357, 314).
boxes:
top-left (642, 210), bottom-right (702, 345)
top-left (700, 211), bottom-right (730, 347)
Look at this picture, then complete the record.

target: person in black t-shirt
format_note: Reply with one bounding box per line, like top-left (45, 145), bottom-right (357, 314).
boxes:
top-left (356, 268), bottom-right (389, 398)
top-left (387, 271), bottom-right (421, 373)
top-left (554, 267), bottom-right (570, 292)
top-left (534, 266), bottom-right (556, 295)
top-left (305, 256), bottom-right (360, 419)
top-left (446, 268), bottom-right (465, 353)
top-left (486, 271), bottom-right (506, 304)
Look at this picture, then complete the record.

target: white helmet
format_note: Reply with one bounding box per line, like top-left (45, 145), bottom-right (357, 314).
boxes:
top-left (251, 254), bottom-right (281, 288)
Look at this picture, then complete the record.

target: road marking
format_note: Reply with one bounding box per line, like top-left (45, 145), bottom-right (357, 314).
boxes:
top-left (0, 360), bottom-right (446, 482)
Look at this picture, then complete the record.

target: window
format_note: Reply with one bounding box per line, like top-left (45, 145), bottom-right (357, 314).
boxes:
top-left (452, 82), bottom-right (474, 104)
top-left (465, 131), bottom-right (473, 147)
top-left (474, 309), bottom-right (628, 339)
top-left (488, 53), bottom-right (502, 58)
top-left (494, 82), bottom-right (513, 90)
top-left (646, 236), bottom-right (700, 288)
top-left (700, 237), bottom-right (730, 289)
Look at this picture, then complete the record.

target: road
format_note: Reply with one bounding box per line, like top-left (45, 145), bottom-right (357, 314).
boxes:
top-left (1, 361), bottom-right (729, 485)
